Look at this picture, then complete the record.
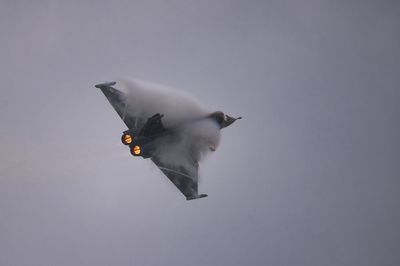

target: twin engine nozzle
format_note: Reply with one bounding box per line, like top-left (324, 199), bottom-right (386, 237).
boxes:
top-left (121, 132), bottom-right (142, 156)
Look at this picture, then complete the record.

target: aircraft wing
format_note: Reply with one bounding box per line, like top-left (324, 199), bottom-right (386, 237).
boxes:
top-left (151, 156), bottom-right (207, 200)
top-left (95, 81), bottom-right (144, 131)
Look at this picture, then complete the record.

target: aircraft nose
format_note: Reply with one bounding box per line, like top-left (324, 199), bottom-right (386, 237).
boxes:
top-left (221, 115), bottom-right (240, 128)
top-left (95, 81), bottom-right (116, 89)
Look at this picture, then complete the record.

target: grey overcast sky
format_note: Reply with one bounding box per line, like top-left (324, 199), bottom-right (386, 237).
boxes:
top-left (0, 0), bottom-right (399, 265)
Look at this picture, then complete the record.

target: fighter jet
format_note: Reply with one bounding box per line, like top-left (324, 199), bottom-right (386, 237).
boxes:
top-left (95, 81), bottom-right (241, 200)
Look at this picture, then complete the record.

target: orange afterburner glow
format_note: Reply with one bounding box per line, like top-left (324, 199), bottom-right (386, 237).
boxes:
top-left (132, 145), bottom-right (141, 155)
top-left (122, 134), bottom-right (133, 145)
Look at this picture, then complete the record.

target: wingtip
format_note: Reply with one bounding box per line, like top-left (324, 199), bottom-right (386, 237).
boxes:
top-left (95, 81), bottom-right (117, 89)
top-left (186, 194), bottom-right (208, 200)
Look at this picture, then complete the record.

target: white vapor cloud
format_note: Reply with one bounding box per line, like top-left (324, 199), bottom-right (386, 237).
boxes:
top-left (118, 78), bottom-right (221, 180)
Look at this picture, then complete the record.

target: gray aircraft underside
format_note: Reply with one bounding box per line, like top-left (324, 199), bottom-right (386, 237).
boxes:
top-left (95, 81), bottom-right (241, 200)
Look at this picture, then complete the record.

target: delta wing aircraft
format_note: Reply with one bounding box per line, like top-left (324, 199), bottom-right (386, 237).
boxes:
top-left (95, 81), bottom-right (241, 200)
